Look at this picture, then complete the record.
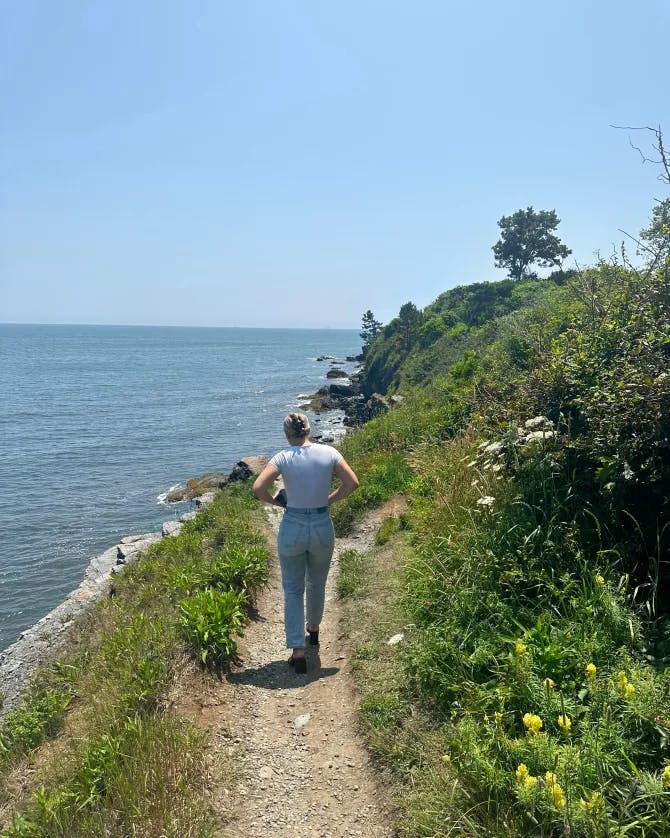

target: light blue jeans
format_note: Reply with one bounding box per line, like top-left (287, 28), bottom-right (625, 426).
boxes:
top-left (277, 508), bottom-right (335, 649)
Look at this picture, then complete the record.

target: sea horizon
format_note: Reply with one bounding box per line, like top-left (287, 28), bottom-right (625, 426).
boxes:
top-left (0, 322), bottom-right (360, 332)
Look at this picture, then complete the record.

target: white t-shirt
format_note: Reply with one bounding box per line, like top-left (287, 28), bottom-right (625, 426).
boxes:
top-left (270, 443), bottom-right (343, 509)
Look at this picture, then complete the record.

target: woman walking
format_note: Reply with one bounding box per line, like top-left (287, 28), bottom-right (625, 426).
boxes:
top-left (252, 413), bottom-right (359, 673)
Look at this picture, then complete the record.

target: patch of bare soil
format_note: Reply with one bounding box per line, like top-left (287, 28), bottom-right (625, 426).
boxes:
top-left (181, 501), bottom-right (402, 838)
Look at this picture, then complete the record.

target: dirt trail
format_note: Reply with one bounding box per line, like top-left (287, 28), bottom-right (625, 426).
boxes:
top-left (198, 503), bottom-right (396, 838)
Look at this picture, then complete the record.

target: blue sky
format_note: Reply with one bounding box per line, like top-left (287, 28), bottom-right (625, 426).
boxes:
top-left (2, 1), bottom-right (668, 328)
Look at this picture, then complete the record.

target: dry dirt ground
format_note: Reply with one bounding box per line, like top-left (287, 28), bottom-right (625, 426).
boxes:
top-left (179, 501), bottom-right (403, 838)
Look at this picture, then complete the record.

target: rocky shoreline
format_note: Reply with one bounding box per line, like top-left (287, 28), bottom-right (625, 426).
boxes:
top-left (299, 354), bottom-right (401, 426)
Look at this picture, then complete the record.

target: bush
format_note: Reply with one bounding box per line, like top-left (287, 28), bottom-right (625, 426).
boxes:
top-left (178, 588), bottom-right (249, 666)
top-left (208, 543), bottom-right (269, 599)
top-left (334, 263), bottom-right (670, 835)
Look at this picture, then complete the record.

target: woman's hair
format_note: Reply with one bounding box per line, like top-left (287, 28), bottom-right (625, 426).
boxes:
top-left (283, 412), bottom-right (311, 440)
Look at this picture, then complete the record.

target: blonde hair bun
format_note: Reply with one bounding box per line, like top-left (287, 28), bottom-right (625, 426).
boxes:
top-left (283, 412), bottom-right (311, 439)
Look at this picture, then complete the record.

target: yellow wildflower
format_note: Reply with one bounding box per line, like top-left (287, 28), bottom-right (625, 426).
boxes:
top-left (543, 677), bottom-right (555, 691)
top-left (545, 772), bottom-right (566, 809)
top-left (662, 765), bottom-right (670, 789)
top-left (441, 754), bottom-right (451, 763)
top-left (586, 663), bottom-right (597, 680)
top-left (595, 574), bottom-right (605, 588)
top-left (579, 792), bottom-right (604, 812)
top-left (494, 711), bottom-right (503, 726)
top-left (515, 641), bottom-right (527, 655)
top-left (625, 683), bottom-right (636, 699)
top-left (616, 671), bottom-right (628, 689)
top-left (551, 786), bottom-right (566, 809)
top-left (557, 714), bottom-right (572, 732)
top-left (516, 764), bottom-right (539, 790)
top-left (522, 713), bottom-right (543, 734)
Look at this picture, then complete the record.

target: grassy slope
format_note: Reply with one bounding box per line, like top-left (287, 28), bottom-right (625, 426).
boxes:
top-left (335, 264), bottom-right (670, 836)
top-left (0, 483), bottom-right (269, 838)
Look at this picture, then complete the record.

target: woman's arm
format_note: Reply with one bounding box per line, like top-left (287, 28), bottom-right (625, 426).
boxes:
top-left (252, 463), bottom-right (283, 505)
top-left (328, 458), bottom-right (360, 506)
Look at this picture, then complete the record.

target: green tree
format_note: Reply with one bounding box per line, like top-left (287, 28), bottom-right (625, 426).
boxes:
top-left (360, 309), bottom-right (382, 352)
top-left (640, 198), bottom-right (670, 264)
top-left (493, 207), bottom-right (571, 280)
top-left (397, 301), bottom-right (423, 352)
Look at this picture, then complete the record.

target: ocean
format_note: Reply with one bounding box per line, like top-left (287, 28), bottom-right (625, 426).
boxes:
top-left (0, 324), bottom-right (360, 651)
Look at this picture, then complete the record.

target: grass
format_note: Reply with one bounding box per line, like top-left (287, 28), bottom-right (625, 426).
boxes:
top-left (0, 482), bottom-right (269, 836)
top-left (375, 514), bottom-right (408, 545)
top-left (331, 452), bottom-right (413, 536)
top-left (337, 549), bottom-right (373, 599)
top-left (0, 686), bottom-right (73, 771)
top-left (338, 530), bottom-right (491, 837)
top-left (2, 714), bottom-right (215, 837)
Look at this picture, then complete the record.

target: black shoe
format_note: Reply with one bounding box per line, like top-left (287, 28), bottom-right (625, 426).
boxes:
top-left (308, 630), bottom-right (319, 646)
top-left (288, 655), bottom-right (307, 674)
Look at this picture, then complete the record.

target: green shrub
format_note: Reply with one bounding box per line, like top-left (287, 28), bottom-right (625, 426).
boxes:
top-left (340, 266), bottom-right (670, 835)
top-left (208, 543), bottom-right (269, 598)
top-left (178, 588), bottom-right (248, 666)
top-left (0, 480), bottom-right (264, 833)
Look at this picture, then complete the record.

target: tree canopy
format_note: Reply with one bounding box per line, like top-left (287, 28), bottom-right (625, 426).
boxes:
top-left (397, 301), bottom-right (423, 352)
top-left (360, 310), bottom-right (382, 353)
top-left (493, 207), bottom-right (571, 280)
top-left (640, 198), bottom-right (670, 263)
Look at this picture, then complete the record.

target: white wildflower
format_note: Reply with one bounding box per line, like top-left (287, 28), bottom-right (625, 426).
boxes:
top-left (524, 416), bottom-right (552, 429)
top-left (524, 430), bottom-right (556, 443)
